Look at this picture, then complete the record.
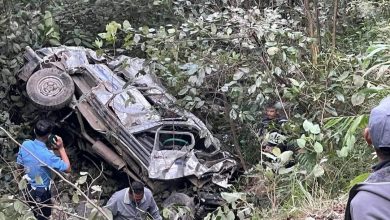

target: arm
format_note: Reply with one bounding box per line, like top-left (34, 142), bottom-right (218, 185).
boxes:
top-left (105, 194), bottom-right (119, 217)
top-left (46, 136), bottom-right (71, 173)
top-left (54, 136), bottom-right (71, 173)
top-left (148, 197), bottom-right (162, 220)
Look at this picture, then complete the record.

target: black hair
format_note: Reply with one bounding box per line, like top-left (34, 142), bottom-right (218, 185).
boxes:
top-left (265, 102), bottom-right (276, 110)
top-left (34, 120), bottom-right (53, 137)
top-left (266, 106), bottom-right (276, 110)
top-left (130, 181), bottom-right (144, 194)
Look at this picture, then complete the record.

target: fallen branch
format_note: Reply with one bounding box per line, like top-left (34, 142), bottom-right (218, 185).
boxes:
top-left (0, 127), bottom-right (112, 220)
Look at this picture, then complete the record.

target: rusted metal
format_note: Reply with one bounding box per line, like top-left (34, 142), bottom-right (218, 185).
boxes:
top-left (42, 61), bottom-right (65, 71)
top-left (91, 141), bottom-right (126, 170)
top-left (72, 74), bottom-right (96, 95)
top-left (77, 100), bottom-right (108, 132)
top-left (76, 107), bottom-right (127, 171)
top-left (88, 95), bottom-right (150, 167)
top-left (75, 109), bottom-right (95, 144)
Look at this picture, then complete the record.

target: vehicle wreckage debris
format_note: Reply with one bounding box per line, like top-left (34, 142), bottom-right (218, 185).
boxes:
top-left (19, 46), bottom-right (239, 217)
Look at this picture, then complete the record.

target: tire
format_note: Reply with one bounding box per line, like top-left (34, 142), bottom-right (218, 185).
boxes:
top-left (162, 193), bottom-right (195, 220)
top-left (26, 68), bottom-right (74, 110)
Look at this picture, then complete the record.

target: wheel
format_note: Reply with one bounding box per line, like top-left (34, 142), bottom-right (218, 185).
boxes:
top-left (26, 68), bottom-right (74, 110)
top-left (162, 193), bottom-right (195, 220)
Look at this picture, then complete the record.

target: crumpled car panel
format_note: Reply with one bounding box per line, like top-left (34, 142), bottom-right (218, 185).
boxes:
top-left (149, 149), bottom-right (237, 187)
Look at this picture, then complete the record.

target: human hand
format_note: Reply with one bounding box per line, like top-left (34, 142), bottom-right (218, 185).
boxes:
top-left (264, 145), bottom-right (273, 153)
top-left (50, 135), bottom-right (64, 150)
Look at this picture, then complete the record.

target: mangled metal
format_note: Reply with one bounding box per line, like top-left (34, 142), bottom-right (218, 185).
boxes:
top-left (19, 46), bottom-right (237, 190)
top-left (149, 150), bottom-right (237, 187)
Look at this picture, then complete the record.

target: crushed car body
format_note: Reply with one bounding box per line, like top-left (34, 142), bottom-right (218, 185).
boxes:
top-left (19, 46), bottom-right (237, 192)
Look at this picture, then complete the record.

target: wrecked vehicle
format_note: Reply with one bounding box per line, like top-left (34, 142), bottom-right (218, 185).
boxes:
top-left (18, 46), bottom-right (237, 216)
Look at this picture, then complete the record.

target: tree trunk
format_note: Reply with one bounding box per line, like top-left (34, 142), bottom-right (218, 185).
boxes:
top-left (314, 0), bottom-right (321, 50)
top-left (332, 0), bottom-right (339, 49)
top-left (223, 95), bottom-right (247, 171)
top-left (304, 0), bottom-right (318, 65)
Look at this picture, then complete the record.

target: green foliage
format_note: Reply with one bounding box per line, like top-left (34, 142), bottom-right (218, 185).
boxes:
top-left (92, 2), bottom-right (390, 212)
top-left (0, 3), bottom-right (50, 204)
top-left (0, 3), bottom-right (64, 116)
top-left (41, 11), bottom-right (61, 45)
top-left (96, 4), bottom-right (313, 160)
top-left (0, 198), bottom-right (35, 219)
top-left (204, 192), bottom-right (259, 220)
top-left (162, 206), bottom-right (193, 220)
top-left (94, 0), bottom-right (389, 161)
top-left (98, 21), bottom-right (122, 46)
top-left (348, 172), bottom-right (370, 189)
top-left (324, 115), bottom-right (369, 157)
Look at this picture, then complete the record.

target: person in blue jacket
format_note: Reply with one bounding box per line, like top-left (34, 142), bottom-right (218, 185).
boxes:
top-left (17, 119), bottom-right (71, 220)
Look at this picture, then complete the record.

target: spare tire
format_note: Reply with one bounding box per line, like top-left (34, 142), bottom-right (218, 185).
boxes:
top-left (26, 68), bottom-right (74, 110)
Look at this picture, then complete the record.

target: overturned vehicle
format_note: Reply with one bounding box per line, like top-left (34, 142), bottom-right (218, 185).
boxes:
top-left (19, 46), bottom-right (237, 215)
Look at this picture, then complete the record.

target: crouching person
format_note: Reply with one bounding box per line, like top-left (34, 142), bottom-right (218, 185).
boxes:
top-left (17, 119), bottom-right (71, 220)
top-left (105, 181), bottom-right (162, 220)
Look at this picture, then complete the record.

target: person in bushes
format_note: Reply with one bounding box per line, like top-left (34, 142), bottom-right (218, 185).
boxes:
top-left (259, 104), bottom-right (288, 153)
top-left (258, 105), bottom-right (280, 137)
top-left (345, 96), bottom-right (390, 220)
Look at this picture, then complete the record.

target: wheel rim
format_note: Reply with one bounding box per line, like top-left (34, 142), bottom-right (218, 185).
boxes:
top-left (36, 75), bottom-right (64, 97)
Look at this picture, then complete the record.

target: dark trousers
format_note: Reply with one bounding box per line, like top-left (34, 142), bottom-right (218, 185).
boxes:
top-left (25, 185), bottom-right (52, 220)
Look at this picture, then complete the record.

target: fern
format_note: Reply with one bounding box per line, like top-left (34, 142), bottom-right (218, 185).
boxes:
top-left (295, 151), bottom-right (317, 169)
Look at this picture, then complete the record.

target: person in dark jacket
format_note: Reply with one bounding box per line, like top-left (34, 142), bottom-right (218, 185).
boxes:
top-left (345, 96), bottom-right (390, 220)
top-left (259, 104), bottom-right (288, 152)
top-left (259, 105), bottom-right (279, 136)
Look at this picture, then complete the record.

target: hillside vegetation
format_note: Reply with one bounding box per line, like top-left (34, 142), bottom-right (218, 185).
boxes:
top-left (1, 0), bottom-right (390, 219)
